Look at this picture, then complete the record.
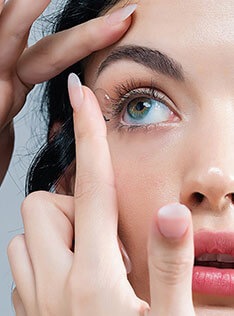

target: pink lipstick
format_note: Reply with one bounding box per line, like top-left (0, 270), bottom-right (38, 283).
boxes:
top-left (193, 231), bottom-right (234, 296)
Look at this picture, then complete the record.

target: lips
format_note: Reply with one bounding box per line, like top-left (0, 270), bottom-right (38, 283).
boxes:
top-left (194, 231), bottom-right (234, 258)
top-left (192, 231), bottom-right (234, 296)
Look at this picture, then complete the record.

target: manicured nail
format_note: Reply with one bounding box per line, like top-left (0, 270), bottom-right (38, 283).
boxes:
top-left (118, 238), bottom-right (132, 274)
top-left (68, 73), bottom-right (84, 112)
top-left (157, 203), bottom-right (190, 239)
top-left (121, 243), bottom-right (132, 274)
top-left (105, 4), bottom-right (137, 25)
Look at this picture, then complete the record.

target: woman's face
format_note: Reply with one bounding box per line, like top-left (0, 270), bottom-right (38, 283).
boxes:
top-left (81, 0), bottom-right (234, 313)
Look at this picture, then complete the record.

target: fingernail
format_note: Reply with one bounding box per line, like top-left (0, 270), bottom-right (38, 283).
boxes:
top-left (121, 243), bottom-right (132, 274)
top-left (105, 4), bottom-right (137, 25)
top-left (68, 73), bottom-right (84, 112)
top-left (156, 203), bottom-right (190, 239)
top-left (118, 238), bottom-right (132, 274)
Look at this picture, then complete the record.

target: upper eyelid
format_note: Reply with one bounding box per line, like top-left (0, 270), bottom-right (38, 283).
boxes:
top-left (114, 88), bottom-right (168, 110)
top-left (111, 86), bottom-right (177, 114)
top-left (108, 80), bottom-right (162, 102)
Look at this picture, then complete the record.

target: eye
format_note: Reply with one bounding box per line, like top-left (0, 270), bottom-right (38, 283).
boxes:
top-left (97, 78), bottom-right (181, 133)
top-left (122, 95), bottom-right (177, 126)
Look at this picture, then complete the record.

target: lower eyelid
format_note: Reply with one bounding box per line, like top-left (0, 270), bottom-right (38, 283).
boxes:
top-left (115, 121), bottom-right (180, 135)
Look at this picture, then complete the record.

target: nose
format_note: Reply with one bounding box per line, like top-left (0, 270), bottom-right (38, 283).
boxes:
top-left (180, 167), bottom-right (234, 212)
top-left (180, 112), bottom-right (234, 214)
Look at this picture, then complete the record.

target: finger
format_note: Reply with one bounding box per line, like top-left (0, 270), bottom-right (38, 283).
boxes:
top-left (147, 203), bottom-right (195, 316)
top-left (21, 192), bottom-right (74, 276)
top-left (67, 73), bottom-right (127, 279)
top-left (0, 0), bottom-right (51, 71)
top-left (67, 73), bottom-right (149, 315)
top-left (17, 4), bottom-right (137, 85)
top-left (12, 288), bottom-right (27, 316)
top-left (7, 234), bottom-right (36, 313)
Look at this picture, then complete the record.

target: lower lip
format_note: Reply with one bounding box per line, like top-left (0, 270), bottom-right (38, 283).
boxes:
top-left (192, 266), bottom-right (234, 296)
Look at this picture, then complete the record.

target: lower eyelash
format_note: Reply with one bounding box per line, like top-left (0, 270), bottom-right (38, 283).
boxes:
top-left (116, 123), bottom-right (155, 133)
top-left (115, 122), bottom-right (174, 134)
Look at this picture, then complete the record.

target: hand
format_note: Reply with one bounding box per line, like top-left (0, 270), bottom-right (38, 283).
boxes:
top-left (0, 0), bottom-right (135, 185)
top-left (7, 73), bottom-right (196, 316)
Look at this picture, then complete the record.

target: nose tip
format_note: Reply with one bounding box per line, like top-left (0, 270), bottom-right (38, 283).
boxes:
top-left (180, 167), bottom-right (234, 212)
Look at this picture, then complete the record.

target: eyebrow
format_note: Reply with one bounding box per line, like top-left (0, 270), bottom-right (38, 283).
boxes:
top-left (96, 44), bottom-right (186, 82)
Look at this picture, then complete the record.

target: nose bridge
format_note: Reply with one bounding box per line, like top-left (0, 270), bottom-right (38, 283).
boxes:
top-left (180, 107), bottom-right (234, 212)
top-left (200, 106), bottom-right (234, 168)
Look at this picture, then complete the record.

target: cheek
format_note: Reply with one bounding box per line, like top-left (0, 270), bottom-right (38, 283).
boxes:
top-left (107, 133), bottom-right (180, 262)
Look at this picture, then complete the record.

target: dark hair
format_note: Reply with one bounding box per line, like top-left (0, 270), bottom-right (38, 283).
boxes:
top-left (25, 0), bottom-right (126, 195)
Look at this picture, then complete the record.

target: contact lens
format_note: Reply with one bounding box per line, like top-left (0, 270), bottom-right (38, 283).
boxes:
top-left (94, 88), bottom-right (112, 122)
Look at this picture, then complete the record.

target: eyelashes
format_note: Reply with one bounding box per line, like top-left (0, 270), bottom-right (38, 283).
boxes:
top-left (110, 77), bottom-right (167, 115)
top-left (102, 77), bottom-right (178, 133)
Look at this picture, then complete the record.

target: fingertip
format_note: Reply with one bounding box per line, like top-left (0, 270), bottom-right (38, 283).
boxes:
top-left (68, 73), bottom-right (84, 112)
top-left (147, 204), bottom-right (194, 315)
top-left (88, 4), bottom-right (136, 51)
top-left (104, 4), bottom-right (137, 26)
top-left (70, 83), bottom-right (107, 140)
top-left (156, 203), bottom-right (191, 240)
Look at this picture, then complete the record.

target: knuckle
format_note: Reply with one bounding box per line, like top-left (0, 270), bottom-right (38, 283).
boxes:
top-left (38, 300), bottom-right (54, 316)
top-left (21, 190), bottom-right (50, 218)
top-left (7, 234), bottom-right (25, 258)
top-left (66, 273), bottom-right (100, 307)
top-left (76, 132), bottom-right (107, 146)
top-left (75, 172), bottom-right (101, 200)
top-left (37, 291), bottom-right (55, 316)
top-left (149, 256), bottom-right (192, 285)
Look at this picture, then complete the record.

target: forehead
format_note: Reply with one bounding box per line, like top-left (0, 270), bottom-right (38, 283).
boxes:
top-left (86, 0), bottom-right (234, 90)
top-left (109, 0), bottom-right (234, 46)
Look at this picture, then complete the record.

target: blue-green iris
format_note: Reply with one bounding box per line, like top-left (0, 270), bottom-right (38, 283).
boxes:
top-left (127, 97), bottom-right (152, 120)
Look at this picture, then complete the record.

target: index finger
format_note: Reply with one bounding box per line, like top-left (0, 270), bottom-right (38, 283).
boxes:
top-left (67, 73), bottom-right (126, 277)
top-left (147, 203), bottom-right (195, 315)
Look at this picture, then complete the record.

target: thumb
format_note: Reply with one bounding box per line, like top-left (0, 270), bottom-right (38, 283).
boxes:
top-left (147, 203), bottom-right (195, 316)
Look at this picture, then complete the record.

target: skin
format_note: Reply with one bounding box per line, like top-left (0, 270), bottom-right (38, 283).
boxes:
top-left (6, 0), bottom-right (234, 315)
top-left (0, 0), bottom-right (131, 185)
top-left (83, 0), bottom-right (234, 314)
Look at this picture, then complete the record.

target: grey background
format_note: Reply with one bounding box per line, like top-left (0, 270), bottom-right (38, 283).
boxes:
top-left (0, 1), bottom-right (65, 314)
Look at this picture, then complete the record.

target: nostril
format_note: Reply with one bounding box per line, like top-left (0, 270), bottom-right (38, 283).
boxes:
top-left (192, 192), bottom-right (204, 204)
top-left (225, 193), bottom-right (234, 203)
top-left (231, 194), bottom-right (234, 203)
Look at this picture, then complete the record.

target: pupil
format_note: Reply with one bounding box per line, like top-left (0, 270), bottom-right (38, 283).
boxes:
top-left (127, 97), bottom-right (151, 120)
top-left (136, 102), bottom-right (145, 111)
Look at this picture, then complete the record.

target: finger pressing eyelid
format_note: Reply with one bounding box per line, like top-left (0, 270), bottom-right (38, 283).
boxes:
top-left (16, 7), bottom-right (134, 85)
